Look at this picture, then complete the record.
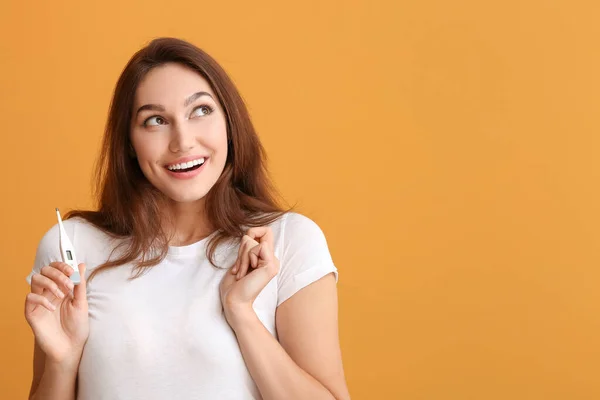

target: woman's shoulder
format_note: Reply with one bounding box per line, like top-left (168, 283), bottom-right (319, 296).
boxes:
top-left (269, 211), bottom-right (337, 306)
top-left (35, 215), bottom-right (117, 259)
top-left (269, 211), bottom-right (327, 238)
top-left (263, 211), bottom-right (330, 257)
top-left (29, 216), bottom-right (118, 282)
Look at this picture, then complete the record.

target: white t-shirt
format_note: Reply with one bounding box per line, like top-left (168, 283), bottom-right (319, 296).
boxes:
top-left (26, 212), bottom-right (338, 400)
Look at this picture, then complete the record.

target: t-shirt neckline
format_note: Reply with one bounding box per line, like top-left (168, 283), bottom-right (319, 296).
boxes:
top-left (167, 231), bottom-right (219, 257)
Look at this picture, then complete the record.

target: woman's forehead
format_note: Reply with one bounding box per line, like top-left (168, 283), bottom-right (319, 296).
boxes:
top-left (134, 63), bottom-right (216, 106)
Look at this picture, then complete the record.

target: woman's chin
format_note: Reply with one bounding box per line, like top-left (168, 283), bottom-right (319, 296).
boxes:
top-left (165, 190), bottom-right (208, 205)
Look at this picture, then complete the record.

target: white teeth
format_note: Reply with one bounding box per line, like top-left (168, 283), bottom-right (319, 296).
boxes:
top-left (167, 158), bottom-right (205, 171)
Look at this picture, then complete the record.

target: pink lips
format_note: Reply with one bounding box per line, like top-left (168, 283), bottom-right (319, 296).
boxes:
top-left (164, 158), bottom-right (208, 180)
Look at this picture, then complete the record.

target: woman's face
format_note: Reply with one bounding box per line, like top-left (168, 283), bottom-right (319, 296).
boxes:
top-left (130, 62), bottom-right (228, 204)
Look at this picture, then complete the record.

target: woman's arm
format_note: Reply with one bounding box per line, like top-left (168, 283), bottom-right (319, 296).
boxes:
top-left (29, 342), bottom-right (78, 400)
top-left (229, 273), bottom-right (351, 400)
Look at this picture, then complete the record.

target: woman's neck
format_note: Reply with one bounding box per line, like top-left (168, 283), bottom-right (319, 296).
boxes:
top-left (163, 198), bottom-right (214, 246)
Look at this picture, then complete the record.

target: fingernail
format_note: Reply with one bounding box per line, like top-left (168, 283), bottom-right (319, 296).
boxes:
top-left (56, 290), bottom-right (64, 299)
top-left (232, 264), bottom-right (238, 273)
top-left (50, 303), bottom-right (57, 311)
top-left (67, 267), bottom-right (74, 275)
top-left (67, 281), bottom-right (74, 290)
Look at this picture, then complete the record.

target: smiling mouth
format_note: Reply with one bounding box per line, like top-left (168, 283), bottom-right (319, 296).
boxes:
top-left (169, 164), bottom-right (202, 173)
top-left (165, 157), bottom-right (207, 173)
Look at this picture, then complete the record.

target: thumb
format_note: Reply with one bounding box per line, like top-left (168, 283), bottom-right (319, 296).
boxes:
top-left (73, 263), bottom-right (87, 306)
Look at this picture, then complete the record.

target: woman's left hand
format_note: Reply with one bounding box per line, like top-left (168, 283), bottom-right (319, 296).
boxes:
top-left (219, 226), bottom-right (280, 329)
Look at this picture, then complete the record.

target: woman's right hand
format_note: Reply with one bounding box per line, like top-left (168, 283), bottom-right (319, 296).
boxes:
top-left (25, 262), bottom-right (89, 368)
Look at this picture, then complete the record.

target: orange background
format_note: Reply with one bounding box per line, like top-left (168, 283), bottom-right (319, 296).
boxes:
top-left (1, 1), bottom-right (599, 399)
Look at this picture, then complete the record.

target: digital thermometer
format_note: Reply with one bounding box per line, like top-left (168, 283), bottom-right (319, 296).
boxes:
top-left (56, 208), bottom-right (81, 285)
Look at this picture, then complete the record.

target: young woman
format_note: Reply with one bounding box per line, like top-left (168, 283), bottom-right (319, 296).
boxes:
top-left (24, 37), bottom-right (350, 400)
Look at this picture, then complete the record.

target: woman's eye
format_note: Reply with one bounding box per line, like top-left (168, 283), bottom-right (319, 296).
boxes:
top-left (144, 116), bottom-right (165, 126)
top-left (191, 105), bottom-right (213, 118)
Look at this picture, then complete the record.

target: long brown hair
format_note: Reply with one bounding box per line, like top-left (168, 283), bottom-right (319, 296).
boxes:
top-left (66, 37), bottom-right (289, 280)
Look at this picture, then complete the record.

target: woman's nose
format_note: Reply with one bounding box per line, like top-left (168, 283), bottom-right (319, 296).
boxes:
top-left (168, 120), bottom-right (196, 153)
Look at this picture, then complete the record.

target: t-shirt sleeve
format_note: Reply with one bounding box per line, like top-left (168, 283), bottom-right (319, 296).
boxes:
top-left (25, 221), bottom-right (69, 285)
top-left (276, 213), bottom-right (339, 307)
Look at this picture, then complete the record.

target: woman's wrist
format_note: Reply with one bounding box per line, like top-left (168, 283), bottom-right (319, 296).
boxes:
top-left (44, 352), bottom-right (82, 376)
top-left (224, 303), bottom-right (258, 332)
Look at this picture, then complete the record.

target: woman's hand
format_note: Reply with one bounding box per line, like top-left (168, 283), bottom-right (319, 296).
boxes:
top-left (24, 262), bottom-right (90, 369)
top-left (220, 227), bottom-right (280, 329)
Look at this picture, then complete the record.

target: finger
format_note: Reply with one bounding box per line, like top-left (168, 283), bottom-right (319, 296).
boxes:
top-left (72, 263), bottom-right (87, 306)
top-left (256, 239), bottom-right (274, 263)
top-left (231, 236), bottom-right (246, 274)
top-left (49, 261), bottom-right (76, 277)
top-left (249, 248), bottom-right (259, 269)
top-left (41, 265), bottom-right (74, 294)
top-left (251, 243), bottom-right (275, 271)
top-left (25, 292), bottom-right (56, 314)
top-left (256, 242), bottom-right (280, 275)
top-left (239, 236), bottom-right (260, 279)
top-left (30, 274), bottom-right (66, 300)
top-left (237, 236), bottom-right (253, 280)
top-left (238, 238), bottom-right (259, 280)
top-left (246, 226), bottom-right (274, 245)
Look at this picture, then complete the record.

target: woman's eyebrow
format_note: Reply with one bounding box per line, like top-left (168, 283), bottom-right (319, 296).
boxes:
top-left (184, 91), bottom-right (213, 107)
top-left (136, 91), bottom-right (214, 116)
top-left (136, 104), bottom-right (165, 115)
